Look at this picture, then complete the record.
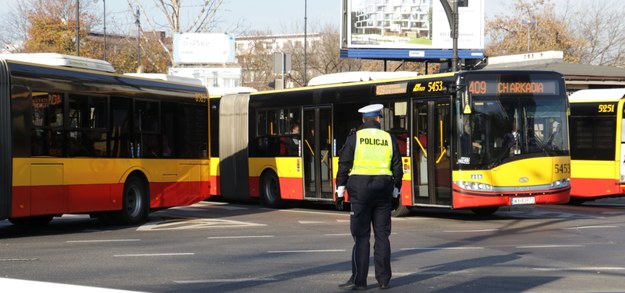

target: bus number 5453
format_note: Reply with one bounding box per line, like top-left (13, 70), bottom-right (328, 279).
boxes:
top-left (554, 163), bottom-right (570, 174)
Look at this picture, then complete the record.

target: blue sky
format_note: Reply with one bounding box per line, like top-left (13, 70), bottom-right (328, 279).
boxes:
top-left (0, 0), bottom-right (514, 35)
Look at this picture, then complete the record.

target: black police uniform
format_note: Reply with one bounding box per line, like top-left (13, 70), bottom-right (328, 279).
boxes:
top-left (336, 120), bottom-right (403, 288)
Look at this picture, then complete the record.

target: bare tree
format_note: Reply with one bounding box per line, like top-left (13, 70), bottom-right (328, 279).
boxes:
top-left (486, 0), bottom-right (625, 66)
top-left (485, 0), bottom-right (582, 62)
top-left (130, 0), bottom-right (228, 65)
top-left (567, 0), bottom-right (625, 66)
top-left (1, 0), bottom-right (98, 53)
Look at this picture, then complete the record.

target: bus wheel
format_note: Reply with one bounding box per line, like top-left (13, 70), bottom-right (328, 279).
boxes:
top-left (471, 206), bottom-right (498, 216)
top-left (119, 176), bottom-right (149, 224)
top-left (391, 205), bottom-right (411, 217)
top-left (260, 171), bottom-right (283, 208)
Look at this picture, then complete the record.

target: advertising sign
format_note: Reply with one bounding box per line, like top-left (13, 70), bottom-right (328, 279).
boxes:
top-left (173, 33), bottom-right (235, 64)
top-left (341, 0), bottom-right (484, 50)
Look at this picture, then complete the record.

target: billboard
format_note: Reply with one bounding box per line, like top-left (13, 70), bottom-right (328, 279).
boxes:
top-left (341, 0), bottom-right (484, 56)
top-left (173, 33), bottom-right (236, 64)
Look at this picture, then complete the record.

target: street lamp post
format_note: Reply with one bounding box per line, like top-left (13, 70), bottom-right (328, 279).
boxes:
top-left (304, 0), bottom-right (308, 85)
top-left (522, 19), bottom-right (537, 52)
top-left (76, 0), bottom-right (80, 56)
top-left (103, 0), bottom-right (106, 60)
top-left (135, 6), bottom-right (141, 69)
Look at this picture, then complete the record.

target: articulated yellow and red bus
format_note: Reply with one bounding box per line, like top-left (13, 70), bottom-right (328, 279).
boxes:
top-left (0, 54), bottom-right (210, 225)
top-left (210, 70), bottom-right (570, 216)
top-left (568, 88), bottom-right (625, 204)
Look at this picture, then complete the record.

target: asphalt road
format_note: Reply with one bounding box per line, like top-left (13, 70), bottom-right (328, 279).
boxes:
top-left (2, 198), bottom-right (625, 293)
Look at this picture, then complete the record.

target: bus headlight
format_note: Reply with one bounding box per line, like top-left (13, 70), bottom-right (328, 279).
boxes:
top-left (455, 181), bottom-right (494, 191)
top-left (551, 178), bottom-right (570, 188)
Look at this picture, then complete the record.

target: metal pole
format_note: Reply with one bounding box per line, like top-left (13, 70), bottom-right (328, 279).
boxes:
top-left (527, 22), bottom-right (531, 52)
top-left (451, 0), bottom-right (458, 72)
top-left (304, 0), bottom-right (308, 85)
top-left (135, 6), bottom-right (141, 68)
top-left (103, 0), bottom-right (107, 60)
top-left (76, 0), bottom-right (80, 56)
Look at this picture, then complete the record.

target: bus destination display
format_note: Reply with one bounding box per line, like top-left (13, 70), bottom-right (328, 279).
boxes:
top-left (468, 79), bottom-right (558, 95)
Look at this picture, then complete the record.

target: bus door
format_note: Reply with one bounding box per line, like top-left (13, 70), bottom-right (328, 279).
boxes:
top-left (412, 99), bottom-right (452, 207)
top-left (303, 107), bottom-right (333, 200)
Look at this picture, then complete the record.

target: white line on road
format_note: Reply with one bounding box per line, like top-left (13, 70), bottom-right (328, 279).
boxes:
top-left (66, 239), bottom-right (141, 243)
top-left (279, 209), bottom-right (349, 216)
top-left (267, 249), bottom-right (345, 253)
top-left (0, 258), bottom-right (38, 262)
top-left (298, 220), bottom-right (328, 224)
top-left (516, 244), bottom-right (584, 249)
top-left (562, 225), bottom-right (619, 230)
top-left (400, 247), bottom-right (484, 251)
top-left (324, 233), bottom-right (351, 236)
top-left (207, 235), bottom-right (274, 239)
top-left (533, 267), bottom-right (625, 271)
top-left (174, 277), bottom-right (278, 284)
top-left (443, 229), bottom-right (500, 233)
top-left (113, 253), bottom-right (195, 257)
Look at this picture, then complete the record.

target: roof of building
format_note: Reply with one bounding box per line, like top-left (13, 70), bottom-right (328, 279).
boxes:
top-left (483, 51), bottom-right (625, 87)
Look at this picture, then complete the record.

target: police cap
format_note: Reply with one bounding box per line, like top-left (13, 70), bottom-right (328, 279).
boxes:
top-left (358, 104), bottom-right (384, 118)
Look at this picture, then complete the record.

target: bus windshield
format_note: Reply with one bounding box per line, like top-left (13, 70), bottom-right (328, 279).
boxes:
top-left (457, 95), bottom-right (569, 169)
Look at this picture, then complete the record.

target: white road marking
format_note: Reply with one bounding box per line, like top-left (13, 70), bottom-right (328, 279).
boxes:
top-left (516, 244), bottom-right (584, 248)
top-left (137, 218), bottom-right (265, 231)
top-left (400, 247), bottom-right (484, 251)
top-left (533, 267), bottom-right (625, 271)
top-left (298, 220), bottom-right (327, 224)
top-left (174, 277), bottom-right (278, 284)
top-left (66, 239), bottom-right (141, 243)
top-left (562, 225), bottom-right (619, 230)
top-left (324, 233), bottom-right (351, 236)
top-left (279, 209), bottom-right (348, 216)
top-left (113, 253), bottom-right (194, 257)
top-left (267, 249), bottom-right (345, 253)
top-left (207, 235), bottom-right (274, 239)
top-left (0, 258), bottom-right (38, 262)
top-left (443, 229), bottom-right (500, 233)
top-left (0, 277), bottom-right (140, 292)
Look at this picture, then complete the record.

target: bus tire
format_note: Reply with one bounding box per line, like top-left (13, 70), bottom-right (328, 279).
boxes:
top-left (391, 205), bottom-right (411, 217)
top-left (8, 215), bottom-right (54, 226)
top-left (471, 206), bottom-right (498, 216)
top-left (118, 176), bottom-right (149, 224)
top-left (260, 171), bottom-right (283, 208)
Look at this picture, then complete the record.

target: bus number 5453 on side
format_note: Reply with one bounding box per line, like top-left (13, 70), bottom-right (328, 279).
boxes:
top-left (554, 163), bottom-right (571, 174)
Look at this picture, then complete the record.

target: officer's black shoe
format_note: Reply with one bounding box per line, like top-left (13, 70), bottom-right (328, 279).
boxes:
top-left (339, 281), bottom-right (367, 290)
top-left (379, 283), bottom-right (390, 289)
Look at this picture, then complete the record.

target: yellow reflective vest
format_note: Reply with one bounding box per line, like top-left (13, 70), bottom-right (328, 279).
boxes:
top-left (349, 128), bottom-right (393, 176)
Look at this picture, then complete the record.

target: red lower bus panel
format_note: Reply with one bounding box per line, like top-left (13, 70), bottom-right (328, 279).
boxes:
top-left (10, 181), bottom-right (209, 218)
top-left (452, 188), bottom-right (570, 209)
top-left (570, 178), bottom-right (625, 198)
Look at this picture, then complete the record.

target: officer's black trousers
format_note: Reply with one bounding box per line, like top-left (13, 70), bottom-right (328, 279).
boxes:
top-left (349, 200), bottom-right (392, 287)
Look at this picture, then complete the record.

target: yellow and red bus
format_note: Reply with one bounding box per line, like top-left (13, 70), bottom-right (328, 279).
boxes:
top-left (210, 70), bottom-right (571, 216)
top-left (568, 88), bottom-right (625, 204)
top-left (0, 54), bottom-right (210, 225)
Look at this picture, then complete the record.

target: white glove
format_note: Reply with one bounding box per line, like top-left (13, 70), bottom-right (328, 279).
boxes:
top-left (392, 187), bottom-right (400, 198)
top-left (336, 186), bottom-right (346, 198)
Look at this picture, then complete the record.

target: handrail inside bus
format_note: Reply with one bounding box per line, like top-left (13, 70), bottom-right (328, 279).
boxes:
top-left (305, 139), bottom-right (314, 156)
top-left (436, 119), bottom-right (446, 164)
top-left (414, 136), bottom-right (427, 157)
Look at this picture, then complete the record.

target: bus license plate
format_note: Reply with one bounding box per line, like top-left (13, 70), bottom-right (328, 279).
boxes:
top-left (511, 197), bottom-right (535, 205)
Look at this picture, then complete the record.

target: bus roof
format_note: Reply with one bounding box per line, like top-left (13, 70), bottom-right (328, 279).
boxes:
top-left (307, 71), bottom-right (419, 86)
top-left (568, 88), bottom-right (625, 103)
top-left (0, 53), bottom-right (115, 72)
top-left (123, 73), bottom-right (204, 86)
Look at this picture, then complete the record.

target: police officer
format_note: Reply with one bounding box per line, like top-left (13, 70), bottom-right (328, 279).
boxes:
top-left (335, 104), bottom-right (403, 290)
